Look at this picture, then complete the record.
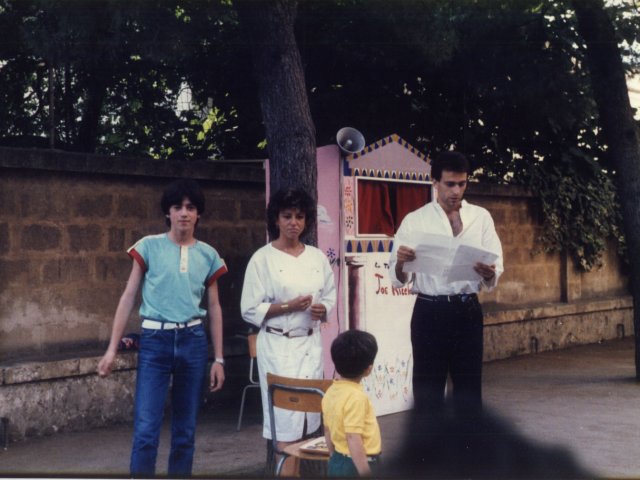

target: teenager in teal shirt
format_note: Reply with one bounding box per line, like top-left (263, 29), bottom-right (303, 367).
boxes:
top-left (98, 179), bottom-right (227, 477)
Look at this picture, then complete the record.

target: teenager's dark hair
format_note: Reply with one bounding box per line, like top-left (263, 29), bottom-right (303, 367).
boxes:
top-left (430, 151), bottom-right (471, 181)
top-left (331, 330), bottom-right (378, 379)
top-left (161, 179), bottom-right (205, 227)
top-left (266, 189), bottom-right (316, 240)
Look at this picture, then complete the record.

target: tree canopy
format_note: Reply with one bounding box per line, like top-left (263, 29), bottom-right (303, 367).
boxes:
top-left (1, 0), bottom-right (638, 269)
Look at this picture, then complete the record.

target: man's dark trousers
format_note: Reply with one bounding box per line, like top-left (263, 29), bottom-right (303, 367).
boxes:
top-left (410, 294), bottom-right (484, 413)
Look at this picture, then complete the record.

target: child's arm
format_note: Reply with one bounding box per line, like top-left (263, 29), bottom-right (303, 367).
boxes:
top-left (346, 432), bottom-right (371, 477)
top-left (324, 426), bottom-right (335, 456)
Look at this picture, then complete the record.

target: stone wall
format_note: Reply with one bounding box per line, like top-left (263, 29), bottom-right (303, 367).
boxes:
top-left (0, 148), bottom-right (265, 362)
top-left (0, 147), bottom-right (632, 442)
top-left (467, 184), bottom-right (631, 360)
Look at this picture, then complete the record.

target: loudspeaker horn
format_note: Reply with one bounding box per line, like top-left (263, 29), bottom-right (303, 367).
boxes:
top-left (336, 127), bottom-right (365, 155)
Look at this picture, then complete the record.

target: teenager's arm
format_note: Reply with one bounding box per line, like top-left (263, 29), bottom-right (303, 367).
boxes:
top-left (208, 280), bottom-right (225, 392)
top-left (346, 433), bottom-right (371, 477)
top-left (97, 260), bottom-right (144, 377)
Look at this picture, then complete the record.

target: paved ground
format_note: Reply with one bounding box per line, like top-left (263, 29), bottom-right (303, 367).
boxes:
top-left (0, 337), bottom-right (639, 478)
top-left (483, 337), bottom-right (640, 478)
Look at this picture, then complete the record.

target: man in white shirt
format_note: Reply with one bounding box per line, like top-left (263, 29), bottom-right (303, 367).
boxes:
top-left (389, 151), bottom-right (503, 414)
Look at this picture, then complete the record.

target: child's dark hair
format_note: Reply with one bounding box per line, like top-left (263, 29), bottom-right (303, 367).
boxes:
top-left (331, 330), bottom-right (378, 379)
top-left (266, 189), bottom-right (316, 240)
top-left (160, 179), bottom-right (205, 227)
top-left (430, 151), bottom-right (470, 181)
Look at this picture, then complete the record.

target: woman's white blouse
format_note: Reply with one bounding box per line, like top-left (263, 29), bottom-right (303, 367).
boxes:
top-left (241, 243), bottom-right (336, 330)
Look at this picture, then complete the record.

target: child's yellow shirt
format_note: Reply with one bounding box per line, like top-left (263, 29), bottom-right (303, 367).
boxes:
top-left (322, 379), bottom-right (381, 456)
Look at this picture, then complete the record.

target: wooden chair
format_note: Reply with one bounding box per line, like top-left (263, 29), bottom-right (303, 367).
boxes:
top-left (267, 372), bottom-right (333, 476)
top-left (236, 333), bottom-right (260, 431)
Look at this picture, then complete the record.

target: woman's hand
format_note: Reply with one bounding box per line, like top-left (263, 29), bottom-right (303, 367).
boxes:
top-left (310, 303), bottom-right (327, 321)
top-left (289, 294), bottom-right (313, 312)
top-left (266, 294), bottom-right (313, 320)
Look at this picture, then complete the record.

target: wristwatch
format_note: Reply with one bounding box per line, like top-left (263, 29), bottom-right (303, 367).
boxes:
top-left (214, 357), bottom-right (225, 366)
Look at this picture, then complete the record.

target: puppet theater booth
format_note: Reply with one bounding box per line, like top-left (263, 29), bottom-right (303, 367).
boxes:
top-left (267, 133), bottom-right (432, 416)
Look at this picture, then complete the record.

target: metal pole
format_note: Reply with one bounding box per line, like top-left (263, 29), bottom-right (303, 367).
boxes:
top-left (1, 417), bottom-right (8, 450)
top-left (49, 62), bottom-right (55, 149)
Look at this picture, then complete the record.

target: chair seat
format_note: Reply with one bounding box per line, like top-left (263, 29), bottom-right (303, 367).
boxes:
top-left (284, 437), bottom-right (330, 477)
top-left (284, 436), bottom-right (330, 462)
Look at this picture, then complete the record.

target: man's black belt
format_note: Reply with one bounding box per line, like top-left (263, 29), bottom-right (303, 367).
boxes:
top-left (417, 293), bottom-right (478, 303)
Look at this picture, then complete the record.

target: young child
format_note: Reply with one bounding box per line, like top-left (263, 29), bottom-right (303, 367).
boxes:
top-left (322, 330), bottom-right (381, 477)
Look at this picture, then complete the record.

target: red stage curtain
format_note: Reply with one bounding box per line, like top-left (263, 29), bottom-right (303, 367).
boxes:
top-left (357, 180), bottom-right (395, 236)
top-left (394, 183), bottom-right (430, 232)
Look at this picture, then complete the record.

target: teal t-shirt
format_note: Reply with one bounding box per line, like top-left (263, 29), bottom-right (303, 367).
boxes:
top-left (128, 233), bottom-right (227, 323)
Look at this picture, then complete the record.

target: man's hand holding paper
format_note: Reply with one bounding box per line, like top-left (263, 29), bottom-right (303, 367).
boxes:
top-left (445, 243), bottom-right (499, 283)
top-left (402, 234), bottom-right (499, 283)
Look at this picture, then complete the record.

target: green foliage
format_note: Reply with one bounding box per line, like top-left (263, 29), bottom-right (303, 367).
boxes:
top-left (296, 0), bottom-right (628, 269)
top-left (0, 0), bottom-right (635, 269)
top-left (524, 149), bottom-right (625, 270)
top-left (0, 0), bottom-right (244, 158)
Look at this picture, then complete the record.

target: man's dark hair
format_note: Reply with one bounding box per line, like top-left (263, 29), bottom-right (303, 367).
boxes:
top-left (161, 179), bottom-right (205, 227)
top-left (430, 151), bottom-right (471, 181)
top-left (266, 189), bottom-right (316, 240)
top-left (331, 330), bottom-right (378, 379)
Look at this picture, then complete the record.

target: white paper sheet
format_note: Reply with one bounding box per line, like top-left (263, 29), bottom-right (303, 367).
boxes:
top-left (446, 244), bottom-right (499, 282)
top-left (402, 234), bottom-right (499, 283)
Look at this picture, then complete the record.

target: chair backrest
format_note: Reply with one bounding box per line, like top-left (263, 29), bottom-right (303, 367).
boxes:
top-left (267, 373), bottom-right (333, 414)
top-left (267, 373), bottom-right (334, 475)
top-left (247, 333), bottom-right (257, 359)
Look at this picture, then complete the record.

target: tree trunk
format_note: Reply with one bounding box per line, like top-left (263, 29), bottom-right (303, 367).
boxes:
top-left (236, 0), bottom-right (318, 244)
top-left (573, 0), bottom-right (640, 379)
top-left (75, 70), bottom-right (108, 153)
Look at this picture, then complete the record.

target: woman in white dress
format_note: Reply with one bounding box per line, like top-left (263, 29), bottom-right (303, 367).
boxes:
top-left (241, 189), bottom-right (336, 473)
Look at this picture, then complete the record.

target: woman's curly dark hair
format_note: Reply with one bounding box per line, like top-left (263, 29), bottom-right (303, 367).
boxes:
top-left (266, 189), bottom-right (316, 241)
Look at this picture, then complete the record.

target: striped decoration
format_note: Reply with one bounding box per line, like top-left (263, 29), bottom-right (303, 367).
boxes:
top-left (345, 239), bottom-right (394, 253)
top-left (347, 168), bottom-right (430, 182)
top-left (343, 134), bottom-right (430, 179)
top-left (345, 134), bottom-right (427, 161)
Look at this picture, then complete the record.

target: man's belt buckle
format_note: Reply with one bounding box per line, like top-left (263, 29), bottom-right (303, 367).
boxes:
top-left (418, 293), bottom-right (475, 303)
top-left (448, 294), bottom-right (473, 303)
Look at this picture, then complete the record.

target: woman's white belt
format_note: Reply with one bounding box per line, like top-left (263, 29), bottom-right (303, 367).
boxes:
top-left (264, 326), bottom-right (314, 338)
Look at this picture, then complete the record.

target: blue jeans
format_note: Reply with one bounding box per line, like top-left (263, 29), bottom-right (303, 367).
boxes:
top-left (130, 323), bottom-right (208, 477)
